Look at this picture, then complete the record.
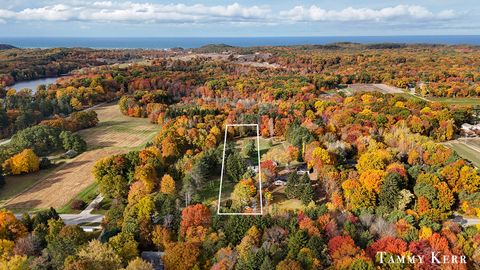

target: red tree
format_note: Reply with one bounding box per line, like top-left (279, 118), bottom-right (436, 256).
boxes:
top-left (180, 204), bottom-right (212, 236)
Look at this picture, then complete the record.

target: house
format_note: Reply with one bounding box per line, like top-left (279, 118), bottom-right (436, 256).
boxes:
top-left (296, 164), bottom-right (312, 175)
top-left (274, 179), bottom-right (287, 186)
top-left (461, 123), bottom-right (480, 137)
top-left (247, 165), bottom-right (259, 173)
top-left (141, 251), bottom-right (164, 270)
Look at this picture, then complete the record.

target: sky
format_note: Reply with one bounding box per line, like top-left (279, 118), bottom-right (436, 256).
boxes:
top-left (0, 0), bottom-right (478, 37)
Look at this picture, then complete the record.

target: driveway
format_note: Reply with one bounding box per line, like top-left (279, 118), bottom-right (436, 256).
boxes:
top-left (451, 213), bottom-right (480, 227)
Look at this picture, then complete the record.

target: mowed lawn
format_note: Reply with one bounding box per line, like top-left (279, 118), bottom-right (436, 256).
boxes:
top-left (444, 139), bottom-right (480, 168)
top-left (0, 167), bottom-right (57, 202)
top-left (2, 103), bottom-right (160, 211)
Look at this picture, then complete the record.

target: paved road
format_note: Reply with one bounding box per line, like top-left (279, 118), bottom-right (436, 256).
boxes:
top-left (81, 194), bottom-right (104, 215)
top-left (61, 194), bottom-right (104, 225)
top-left (15, 213), bottom-right (104, 226)
top-left (451, 213), bottom-right (480, 227)
top-left (14, 194), bottom-right (105, 226)
top-left (59, 213), bottom-right (104, 225)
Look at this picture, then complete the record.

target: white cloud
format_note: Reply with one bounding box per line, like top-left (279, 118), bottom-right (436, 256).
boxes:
top-left (0, 2), bottom-right (459, 25)
top-left (0, 2), bottom-right (271, 23)
top-left (280, 5), bottom-right (457, 22)
top-left (0, 9), bottom-right (16, 19)
top-left (17, 4), bottom-right (75, 21)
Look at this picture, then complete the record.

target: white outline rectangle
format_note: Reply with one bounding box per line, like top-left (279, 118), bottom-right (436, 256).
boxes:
top-left (217, 124), bottom-right (263, 215)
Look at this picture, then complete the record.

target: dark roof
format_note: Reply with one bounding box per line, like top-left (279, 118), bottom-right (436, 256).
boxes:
top-left (141, 251), bottom-right (164, 270)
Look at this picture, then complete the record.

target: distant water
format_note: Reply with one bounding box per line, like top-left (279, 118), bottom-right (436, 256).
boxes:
top-left (2, 36), bottom-right (480, 49)
top-left (7, 77), bottom-right (60, 92)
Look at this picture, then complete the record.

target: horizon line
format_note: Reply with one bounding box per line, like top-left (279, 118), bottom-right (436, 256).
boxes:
top-left (2, 34), bottom-right (480, 39)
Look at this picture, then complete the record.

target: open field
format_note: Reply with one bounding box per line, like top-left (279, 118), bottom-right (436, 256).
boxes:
top-left (0, 167), bottom-right (58, 202)
top-left (57, 181), bottom-right (99, 214)
top-left (77, 104), bottom-right (158, 149)
top-left (346, 83), bottom-right (405, 94)
top-left (444, 138), bottom-right (480, 168)
top-left (426, 97), bottom-right (480, 106)
top-left (2, 103), bottom-right (159, 211)
top-left (344, 83), bottom-right (480, 105)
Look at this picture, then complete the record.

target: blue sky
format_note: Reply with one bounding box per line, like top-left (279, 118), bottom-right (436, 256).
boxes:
top-left (0, 0), bottom-right (477, 37)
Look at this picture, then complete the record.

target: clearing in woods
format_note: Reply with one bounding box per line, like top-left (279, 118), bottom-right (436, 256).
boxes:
top-left (444, 138), bottom-right (480, 168)
top-left (2, 103), bottom-right (159, 211)
top-left (346, 83), bottom-right (405, 94)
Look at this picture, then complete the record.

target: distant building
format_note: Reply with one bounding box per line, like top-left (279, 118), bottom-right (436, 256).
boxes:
top-left (461, 123), bottom-right (480, 137)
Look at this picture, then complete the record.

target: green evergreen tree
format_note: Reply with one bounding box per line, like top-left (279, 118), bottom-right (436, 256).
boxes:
top-left (260, 256), bottom-right (275, 270)
top-left (379, 173), bottom-right (403, 210)
top-left (287, 230), bottom-right (308, 258)
top-left (286, 173), bottom-right (300, 199)
top-left (242, 139), bottom-right (257, 160)
top-left (298, 174), bottom-right (314, 204)
top-left (226, 152), bottom-right (246, 182)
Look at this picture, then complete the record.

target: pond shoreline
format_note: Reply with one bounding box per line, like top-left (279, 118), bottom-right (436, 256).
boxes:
top-left (6, 75), bottom-right (68, 93)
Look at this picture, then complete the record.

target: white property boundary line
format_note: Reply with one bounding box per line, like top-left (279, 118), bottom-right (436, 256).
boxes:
top-left (217, 124), bottom-right (263, 215)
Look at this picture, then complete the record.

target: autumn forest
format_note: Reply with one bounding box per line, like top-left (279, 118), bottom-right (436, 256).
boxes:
top-left (0, 42), bottom-right (479, 269)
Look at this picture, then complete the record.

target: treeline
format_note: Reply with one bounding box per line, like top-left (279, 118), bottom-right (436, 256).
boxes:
top-left (0, 47), bottom-right (171, 86)
top-left (268, 45), bottom-right (480, 97)
top-left (0, 125), bottom-right (87, 176)
top-left (0, 75), bottom-right (111, 138)
top-left (0, 111), bottom-right (97, 176)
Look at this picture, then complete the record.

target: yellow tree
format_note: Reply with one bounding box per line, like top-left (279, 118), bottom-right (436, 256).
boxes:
top-left (356, 149), bottom-right (392, 174)
top-left (359, 170), bottom-right (387, 194)
top-left (459, 165), bottom-right (480, 194)
top-left (70, 97), bottom-right (83, 110)
top-left (137, 196), bottom-right (155, 221)
top-left (0, 210), bottom-right (27, 240)
top-left (152, 225), bottom-right (171, 251)
top-left (3, 149), bottom-right (40, 175)
top-left (231, 178), bottom-right (257, 210)
top-left (262, 147), bottom-right (289, 165)
top-left (134, 164), bottom-right (158, 193)
top-left (306, 147), bottom-right (334, 171)
top-left (236, 226), bottom-right (261, 259)
top-left (349, 186), bottom-right (376, 211)
top-left (0, 239), bottom-right (14, 258)
top-left (160, 174), bottom-right (176, 195)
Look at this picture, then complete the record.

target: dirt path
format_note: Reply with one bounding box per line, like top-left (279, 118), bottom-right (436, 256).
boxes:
top-left (3, 103), bottom-right (159, 210)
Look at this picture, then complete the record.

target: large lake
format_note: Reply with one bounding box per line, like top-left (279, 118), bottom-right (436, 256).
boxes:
top-left (2, 36), bottom-right (480, 49)
top-left (7, 77), bottom-right (60, 93)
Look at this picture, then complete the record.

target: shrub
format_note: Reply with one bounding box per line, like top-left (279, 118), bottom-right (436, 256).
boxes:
top-left (39, 157), bottom-right (52, 169)
top-left (60, 131), bottom-right (87, 153)
top-left (70, 199), bottom-right (86, 210)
